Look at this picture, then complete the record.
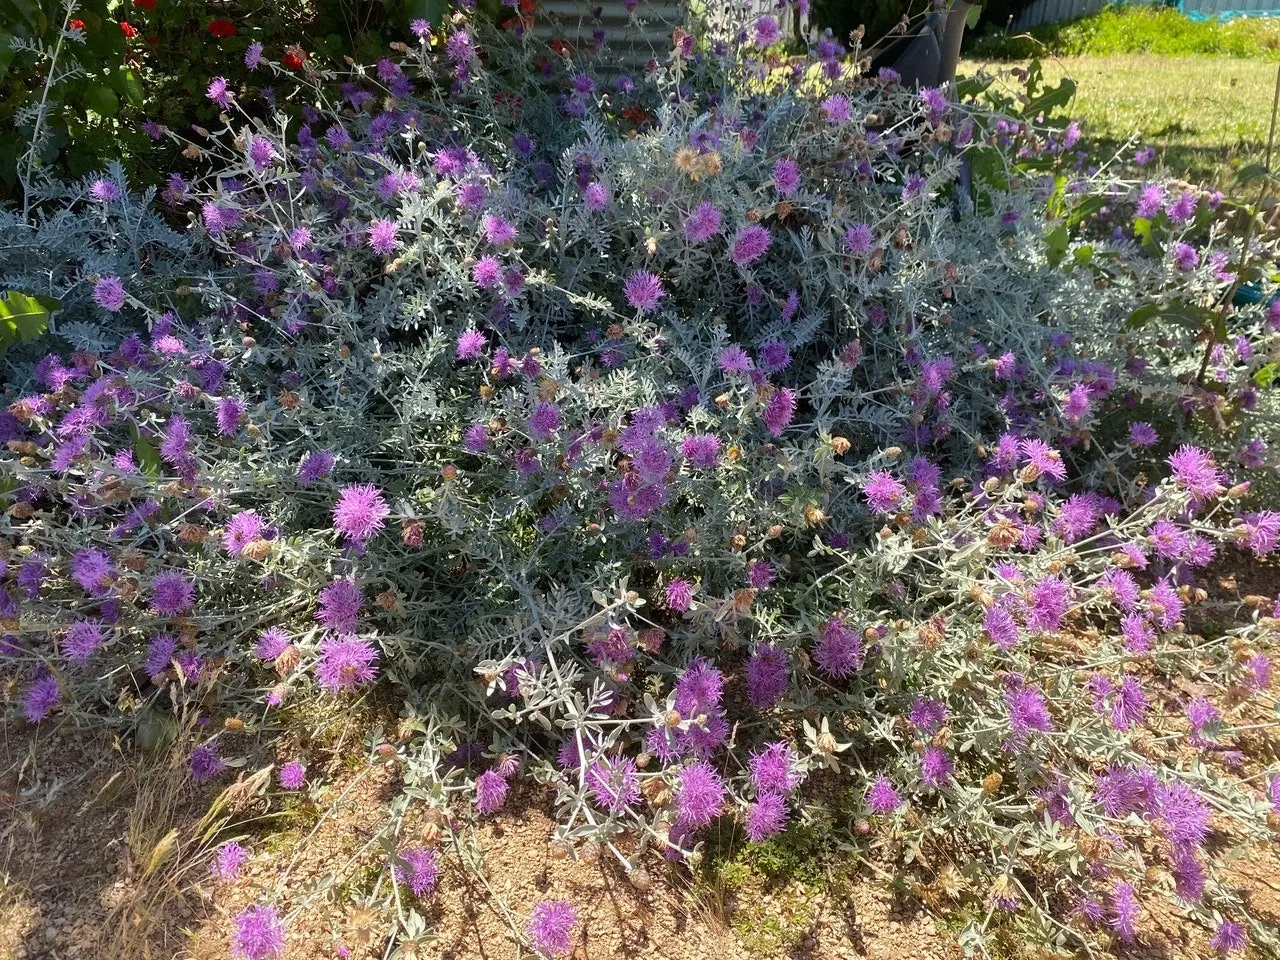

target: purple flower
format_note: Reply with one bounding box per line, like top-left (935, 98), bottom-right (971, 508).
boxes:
top-left (145, 633), bottom-right (176, 677)
top-left (528, 402), bottom-right (560, 440)
top-left (64, 619), bottom-right (106, 666)
top-left (844, 223), bottom-right (874, 255)
top-left (212, 841), bottom-right (249, 880)
top-left (1027, 576), bottom-right (1071, 633)
top-left (583, 182), bottom-right (609, 212)
top-left (248, 136), bottom-right (276, 170)
top-left (231, 904), bottom-right (285, 960)
top-left (474, 768), bottom-right (509, 814)
top-left (814, 616), bottom-right (862, 678)
top-left (456, 328), bottom-right (489, 359)
top-left (1239, 511), bottom-right (1280, 555)
top-left (216, 396), bottom-right (246, 436)
top-left (683, 202), bottom-right (721, 244)
top-left (190, 742), bottom-right (226, 784)
top-left (317, 578), bottom-right (362, 632)
top-left (315, 634), bottom-right (379, 691)
top-left (746, 791), bottom-right (788, 841)
top-left (526, 900), bottom-right (578, 958)
top-left (866, 775), bottom-right (902, 814)
top-left (753, 14), bottom-right (782, 45)
top-left (747, 560), bottom-right (774, 590)
top-left (731, 224), bottom-right (771, 267)
top-left (464, 423), bottom-right (490, 453)
top-left (821, 94), bottom-right (851, 123)
top-left (623, 271), bottom-right (665, 313)
top-left (1168, 445), bottom-right (1226, 502)
top-left (244, 42), bottom-right (264, 70)
top-left (1210, 921), bottom-right (1246, 954)
top-left (863, 470), bottom-right (906, 513)
top-left (1108, 676), bottom-right (1147, 731)
top-left (332, 484), bottom-right (389, 543)
top-left (1129, 422), bottom-right (1159, 446)
top-left (367, 218), bottom-right (398, 255)
top-left (93, 276), bottom-right (127, 312)
top-left (394, 846), bottom-right (440, 898)
top-left (681, 434), bottom-right (721, 469)
top-left (255, 627), bottom-right (291, 661)
top-left (758, 340), bottom-right (791, 372)
top-left (1146, 577), bottom-right (1184, 629)
top-left (482, 214), bottom-right (518, 246)
top-left (1136, 182), bottom-right (1165, 219)
top-left (72, 548), bottom-right (115, 596)
top-left (1154, 779), bottom-right (1211, 853)
top-left (297, 450), bottom-right (335, 485)
top-left (206, 77), bottom-right (232, 110)
top-left (762, 387), bottom-right (795, 437)
top-left (1173, 242), bottom-right (1198, 271)
top-left (746, 643), bottom-right (788, 709)
top-left (666, 578), bottom-right (694, 612)
top-left (472, 256), bottom-right (502, 288)
top-left (1019, 438), bottom-right (1067, 481)
top-left (718, 345), bottom-right (752, 374)
top-left (1005, 686), bottom-right (1054, 747)
top-left (278, 761), bottom-right (306, 790)
top-left (920, 747), bottom-right (952, 788)
top-left (150, 571), bottom-right (194, 616)
top-left (1107, 882), bottom-right (1139, 943)
top-left (909, 697), bottom-right (947, 734)
top-left (586, 755), bottom-right (640, 813)
top-left (750, 742), bottom-right (801, 793)
top-left (772, 157), bottom-right (800, 195)
top-left (675, 761), bottom-right (725, 828)
top-left (90, 178), bottom-right (122, 202)
top-left (23, 674), bottom-right (61, 723)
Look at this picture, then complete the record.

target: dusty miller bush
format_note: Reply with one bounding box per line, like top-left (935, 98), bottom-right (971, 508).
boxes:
top-left (3, 7), bottom-right (1280, 958)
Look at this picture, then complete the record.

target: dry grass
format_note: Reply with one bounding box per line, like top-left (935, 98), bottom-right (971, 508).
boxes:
top-left (960, 55), bottom-right (1279, 186)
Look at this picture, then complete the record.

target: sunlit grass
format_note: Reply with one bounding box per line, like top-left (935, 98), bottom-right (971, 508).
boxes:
top-left (961, 55), bottom-right (1279, 185)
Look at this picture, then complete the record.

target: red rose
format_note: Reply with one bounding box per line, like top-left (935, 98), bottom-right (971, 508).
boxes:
top-left (69, 18), bottom-right (85, 30)
top-left (119, 20), bottom-right (138, 38)
top-left (134, 0), bottom-right (156, 10)
top-left (281, 50), bottom-right (303, 70)
top-left (206, 19), bottom-right (236, 39)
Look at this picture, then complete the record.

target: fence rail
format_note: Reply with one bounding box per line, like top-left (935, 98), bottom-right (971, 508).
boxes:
top-left (1012, 0), bottom-right (1279, 31)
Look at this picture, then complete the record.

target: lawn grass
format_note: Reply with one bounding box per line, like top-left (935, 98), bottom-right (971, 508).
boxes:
top-left (960, 55), bottom-right (1279, 185)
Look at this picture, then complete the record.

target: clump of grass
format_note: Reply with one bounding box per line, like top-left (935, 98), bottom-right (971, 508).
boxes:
top-left (960, 55), bottom-right (1277, 185)
top-left (971, 6), bottom-right (1280, 60)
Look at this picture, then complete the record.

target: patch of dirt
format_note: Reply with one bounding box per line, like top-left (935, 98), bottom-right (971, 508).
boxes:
top-left (0, 727), bottom-right (964, 960)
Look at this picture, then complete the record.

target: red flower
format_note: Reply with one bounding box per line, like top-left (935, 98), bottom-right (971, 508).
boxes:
top-left (119, 20), bottom-right (138, 38)
top-left (134, 0), bottom-right (156, 10)
top-left (206, 19), bottom-right (236, 39)
top-left (69, 18), bottom-right (85, 30)
top-left (281, 49), bottom-right (304, 70)
top-left (147, 35), bottom-right (158, 46)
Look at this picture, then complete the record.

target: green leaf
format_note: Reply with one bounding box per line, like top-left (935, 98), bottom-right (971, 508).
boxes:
top-left (1125, 300), bottom-right (1217, 334)
top-left (130, 424), bottom-right (163, 478)
top-left (0, 290), bottom-right (55, 350)
top-left (1044, 225), bottom-right (1069, 268)
top-left (113, 66), bottom-right (144, 109)
top-left (1254, 363), bottom-right (1279, 389)
top-left (1022, 76), bottom-right (1076, 121)
top-left (1072, 245), bottom-right (1093, 268)
top-left (965, 3), bottom-right (982, 29)
top-left (1233, 163), bottom-right (1274, 188)
top-left (85, 84), bottom-right (119, 118)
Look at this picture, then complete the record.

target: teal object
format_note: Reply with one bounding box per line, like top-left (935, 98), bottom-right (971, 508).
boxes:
top-left (1233, 282), bottom-right (1264, 306)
